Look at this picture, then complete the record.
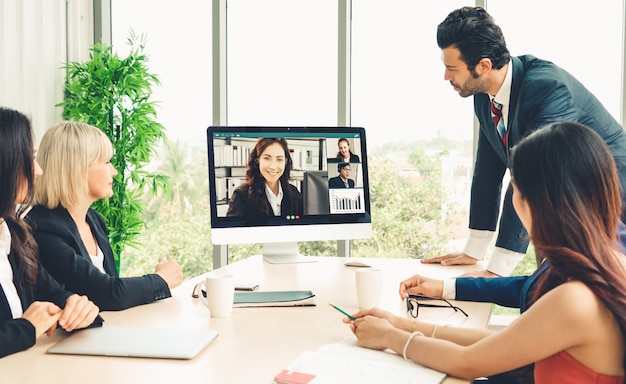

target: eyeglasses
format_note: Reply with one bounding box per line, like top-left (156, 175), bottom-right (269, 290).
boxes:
top-left (406, 294), bottom-right (468, 318)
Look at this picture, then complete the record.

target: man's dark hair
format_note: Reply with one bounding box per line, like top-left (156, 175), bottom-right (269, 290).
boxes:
top-left (337, 162), bottom-right (350, 172)
top-left (437, 7), bottom-right (510, 75)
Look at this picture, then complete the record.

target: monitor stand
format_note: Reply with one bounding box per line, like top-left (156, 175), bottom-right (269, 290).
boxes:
top-left (262, 242), bottom-right (317, 264)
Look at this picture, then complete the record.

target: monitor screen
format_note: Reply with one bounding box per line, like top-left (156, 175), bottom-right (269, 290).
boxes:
top-left (206, 126), bottom-right (372, 263)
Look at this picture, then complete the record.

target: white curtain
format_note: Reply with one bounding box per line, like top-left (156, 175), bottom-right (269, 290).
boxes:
top-left (0, 0), bottom-right (92, 141)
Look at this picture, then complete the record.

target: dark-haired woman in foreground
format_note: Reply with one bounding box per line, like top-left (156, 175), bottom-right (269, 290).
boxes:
top-left (344, 122), bottom-right (626, 383)
top-left (0, 107), bottom-right (100, 357)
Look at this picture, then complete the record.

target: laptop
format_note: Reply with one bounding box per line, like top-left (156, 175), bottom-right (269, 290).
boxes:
top-left (47, 326), bottom-right (219, 360)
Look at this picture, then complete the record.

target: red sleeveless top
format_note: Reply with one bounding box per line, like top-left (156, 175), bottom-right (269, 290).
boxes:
top-left (535, 350), bottom-right (623, 384)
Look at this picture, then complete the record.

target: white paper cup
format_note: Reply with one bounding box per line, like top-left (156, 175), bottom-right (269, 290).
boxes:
top-left (199, 274), bottom-right (235, 317)
top-left (355, 268), bottom-right (383, 309)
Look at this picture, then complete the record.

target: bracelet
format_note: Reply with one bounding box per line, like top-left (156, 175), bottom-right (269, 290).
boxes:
top-left (431, 324), bottom-right (438, 338)
top-left (402, 331), bottom-right (423, 361)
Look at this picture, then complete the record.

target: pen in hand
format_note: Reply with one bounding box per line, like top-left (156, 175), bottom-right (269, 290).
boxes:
top-left (329, 303), bottom-right (356, 321)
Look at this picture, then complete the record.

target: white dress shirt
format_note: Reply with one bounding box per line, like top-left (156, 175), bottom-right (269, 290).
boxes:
top-left (265, 183), bottom-right (284, 216)
top-left (463, 63), bottom-right (524, 277)
top-left (0, 221), bottom-right (24, 318)
top-left (89, 245), bottom-right (106, 274)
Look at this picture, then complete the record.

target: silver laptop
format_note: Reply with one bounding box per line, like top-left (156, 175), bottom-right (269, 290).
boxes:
top-left (47, 326), bottom-right (219, 359)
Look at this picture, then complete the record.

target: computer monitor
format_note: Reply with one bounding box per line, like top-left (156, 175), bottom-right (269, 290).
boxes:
top-left (207, 126), bottom-right (372, 263)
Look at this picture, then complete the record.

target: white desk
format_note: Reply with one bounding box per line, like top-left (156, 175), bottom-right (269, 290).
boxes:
top-left (2, 256), bottom-right (491, 383)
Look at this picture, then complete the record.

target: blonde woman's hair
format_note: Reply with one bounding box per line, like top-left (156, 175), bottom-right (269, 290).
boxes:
top-left (35, 121), bottom-right (113, 209)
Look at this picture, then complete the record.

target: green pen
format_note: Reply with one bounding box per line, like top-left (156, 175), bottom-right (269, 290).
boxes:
top-left (329, 303), bottom-right (356, 321)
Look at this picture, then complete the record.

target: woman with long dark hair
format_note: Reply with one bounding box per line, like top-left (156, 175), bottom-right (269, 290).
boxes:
top-left (227, 138), bottom-right (303, 220)
top-left (0, 107), bottom-right (100, 357)
top-left (343, 122), bottom-right (626, 383)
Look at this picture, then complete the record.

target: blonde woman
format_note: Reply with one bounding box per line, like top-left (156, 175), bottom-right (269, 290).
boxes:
top-left (26, 121), bottom-right (183, 311)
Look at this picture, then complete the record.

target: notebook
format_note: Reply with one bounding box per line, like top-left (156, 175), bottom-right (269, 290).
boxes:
top-left (233, 290), bottom-right (316, 307)
top-left (47, 326), bottom-right (219, 359)
top-left (274, 338), bottom-right (446, 384)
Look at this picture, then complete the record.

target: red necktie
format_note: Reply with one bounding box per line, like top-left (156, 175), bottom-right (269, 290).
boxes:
top-left (491, 99), bottom-right (506, 145)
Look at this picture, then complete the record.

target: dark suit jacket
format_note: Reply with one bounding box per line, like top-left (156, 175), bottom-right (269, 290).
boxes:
top-left (472, 55), bottom-right (626, 253)
top-left (329, 176), bottom-right (355, 189)
top-left (26, 205), bottom-right (170, 311)
top-left (226, 183), bottom-right (303, 221)
top-left (456, 261), bottom-right (547, 313)
top-left (0, 250), bottom-right (103, 357)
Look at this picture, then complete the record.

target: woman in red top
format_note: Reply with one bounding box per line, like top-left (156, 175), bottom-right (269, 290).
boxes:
top-left (343, 122), bottom-right (626, 383)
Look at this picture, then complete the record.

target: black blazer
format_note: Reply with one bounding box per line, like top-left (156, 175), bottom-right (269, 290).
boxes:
top-left (0, 250), bottom-right (103, 357)
top-left (336, 154), bottom-right (360, 163)
top-left (471, 55), bottom-right (626, 253)
top-left (26, 205), bottom-right (170, 311)
top-left (226, 183), bottom-right (303, 222)
top-left (328, 176), bottom-right (355, 189)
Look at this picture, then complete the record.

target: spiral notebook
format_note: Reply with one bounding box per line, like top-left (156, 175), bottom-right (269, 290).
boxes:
top-left (47, 326), bottom-right (219, 359)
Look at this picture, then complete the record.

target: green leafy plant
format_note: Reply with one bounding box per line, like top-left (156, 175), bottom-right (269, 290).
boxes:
top-left (58, 33), bottom-right (170, 271)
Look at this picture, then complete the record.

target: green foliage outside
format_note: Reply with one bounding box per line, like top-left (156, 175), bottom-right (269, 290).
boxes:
top-left (121, 198), bottom-right (213, 278)
top-left (59, 34), bottom-right (170, 271)
top-left (355, 155), bottom-right (452, 258)
top-left (122, 143), bottom-right (211, 277)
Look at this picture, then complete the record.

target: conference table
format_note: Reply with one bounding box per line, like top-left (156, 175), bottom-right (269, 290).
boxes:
top-left (3, 255), bottom-right (492, 383)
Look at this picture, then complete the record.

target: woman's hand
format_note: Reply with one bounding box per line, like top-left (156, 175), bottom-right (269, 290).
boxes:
top-left (22, 301), bottom-right (62, 337)
top-left (352, 315), bottom-right (396, 350)
top-left (399, 274), bottom-right (444, 299)
top-left (155, 259), bottom-right (184, 289)
top-left (342, 307), bottom-right (403, 329)
top-left (57, 294), bottom-right (100, 333)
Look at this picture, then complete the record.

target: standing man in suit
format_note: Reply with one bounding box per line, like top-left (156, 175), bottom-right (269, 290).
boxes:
top-left (328, 162), bottom-right (355, 189)
top-left (423, 6), bottom-right (626, 277)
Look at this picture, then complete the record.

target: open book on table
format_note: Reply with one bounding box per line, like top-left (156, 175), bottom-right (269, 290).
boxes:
top-left (273, 338), bottom-right (446, 384)
top-left (233, 290), bottom-right (316, 307)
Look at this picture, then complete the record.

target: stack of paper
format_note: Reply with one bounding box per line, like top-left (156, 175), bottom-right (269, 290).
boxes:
top-left (274, 338), bottom-right (446, 384)
top-left (233, 290), bottom-right (316, 307)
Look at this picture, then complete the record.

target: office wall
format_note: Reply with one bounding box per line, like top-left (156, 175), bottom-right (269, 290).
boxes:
top-left (0, 0), bottom-right (92, 139)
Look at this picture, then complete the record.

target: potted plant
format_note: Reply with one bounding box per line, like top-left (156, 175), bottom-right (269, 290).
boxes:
top-left (58, 33), bottom-right (170, 272)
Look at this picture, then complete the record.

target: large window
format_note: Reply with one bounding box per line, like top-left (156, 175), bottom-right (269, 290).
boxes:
top-left (352, 1), bottom-right (476, 258)
top-left (111, 0), bottom-right (212, 146)
top-left (111, 0), bottom-right (213, 277)
top-left (108, 0), bottom-right (625, 276)
top-left (352, 1), bottom-right (475, 145)
top-left (489, 0), bottom-right (623, 120)
top-left (227, 0), bottom-right (337, 126)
